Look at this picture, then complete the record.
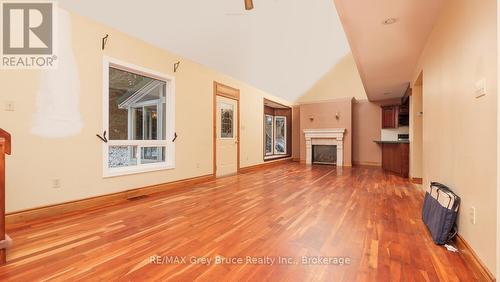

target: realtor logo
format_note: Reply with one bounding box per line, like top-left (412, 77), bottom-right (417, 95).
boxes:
top-left (1, 1), bottom-right (57, 68)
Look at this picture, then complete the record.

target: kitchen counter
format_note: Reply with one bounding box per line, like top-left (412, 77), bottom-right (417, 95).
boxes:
top-left (374, 140), bottom-right (410, 144)
top-left (374, 141), bottom-right (409, 177)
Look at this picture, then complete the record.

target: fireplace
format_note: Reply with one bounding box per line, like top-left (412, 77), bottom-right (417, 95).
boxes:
top-left (312, 145), bottom-right (337, 165)
top-left (304, 128), bottom-right (345, 166)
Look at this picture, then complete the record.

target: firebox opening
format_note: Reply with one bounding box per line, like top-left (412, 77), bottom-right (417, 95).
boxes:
top-left (312, 145), bottom-right (337, 165)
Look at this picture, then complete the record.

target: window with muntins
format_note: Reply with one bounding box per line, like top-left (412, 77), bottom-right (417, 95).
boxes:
top-left (103, 58), bottom-right (175, 177)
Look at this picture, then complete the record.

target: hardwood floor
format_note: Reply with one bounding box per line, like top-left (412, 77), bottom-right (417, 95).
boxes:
top-left (0, 163), bottom-right (477, 281)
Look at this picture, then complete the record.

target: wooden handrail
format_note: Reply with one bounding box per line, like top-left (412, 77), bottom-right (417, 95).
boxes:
top-left (0, 128), bottom-right (11, 265)
top-left (0, 129), bottom-right (11, 155)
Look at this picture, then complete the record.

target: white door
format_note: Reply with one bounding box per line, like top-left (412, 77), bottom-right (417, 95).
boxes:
top-left (216, 96), bottom-right (238, 177)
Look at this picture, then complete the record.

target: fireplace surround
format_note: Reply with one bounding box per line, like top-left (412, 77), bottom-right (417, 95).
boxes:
top-left (304, 128), bottom-right (345, 166)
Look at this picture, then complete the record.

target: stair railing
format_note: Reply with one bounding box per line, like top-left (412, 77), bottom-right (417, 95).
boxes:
top-left (0, 129), bottom-right (12, 264)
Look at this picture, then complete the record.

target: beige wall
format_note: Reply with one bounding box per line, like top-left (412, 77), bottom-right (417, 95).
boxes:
top-left (299, 98), bottom-right (353, 166)
top-left (296, 53), bottom-right (367, 103)
top-left (412, 0), bottom-right (497, 274)
top-left (352, 100), bottom-right (381, 166)
top-left (498, 1), bottom-right (500, 277)
top-left (295, 53), bottom-right (369, 166)
top-left (0, 10), bottom-right (293, 213)
top-left (351, 98), bottom-right (404, 166)
top-left (409, 83), bottom-right (423, 179)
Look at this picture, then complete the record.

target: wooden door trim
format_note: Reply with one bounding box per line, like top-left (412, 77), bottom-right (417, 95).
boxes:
top-left (213, 81), bottom-right (240, 177)
top-left (262, 99), bottom-right (292, 161)
top-left (263, 98), bottom-right (289, 109)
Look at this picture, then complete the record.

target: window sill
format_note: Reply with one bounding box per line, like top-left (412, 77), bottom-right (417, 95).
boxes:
top-left (264, 155), bottom-right (290, 162)
top-left (103, 163), bottom-right (175, 178)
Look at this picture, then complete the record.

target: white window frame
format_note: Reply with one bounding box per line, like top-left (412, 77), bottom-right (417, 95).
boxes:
top-left (264, 114), bottom-right (274, 156)
top-left (274, 116), bottom-right (287, 155)
top-left (102, 56), bottom-right (175, 177)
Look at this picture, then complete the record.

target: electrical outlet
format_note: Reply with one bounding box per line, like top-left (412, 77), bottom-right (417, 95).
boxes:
top-left (196, 163), bottom-right (200, 169)
top-left (469, 206), bottom-right (476, 225)
top-left (52, 179), bottom-right (61, 189)
top-left (4, 101), bottom-right (15, 111)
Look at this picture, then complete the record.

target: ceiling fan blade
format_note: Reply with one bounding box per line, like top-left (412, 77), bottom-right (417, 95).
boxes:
top-left (245, 0), bottom-right (254, 10)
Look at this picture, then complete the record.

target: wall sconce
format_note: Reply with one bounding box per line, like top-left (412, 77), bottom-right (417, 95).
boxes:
top-left (335, 112), bottom-right (341, 120)
top-left (308, 116), bottom-right (314, 122)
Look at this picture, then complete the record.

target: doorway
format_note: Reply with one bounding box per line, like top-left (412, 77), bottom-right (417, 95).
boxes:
top-left (213, 82), bottom-right (240, 177)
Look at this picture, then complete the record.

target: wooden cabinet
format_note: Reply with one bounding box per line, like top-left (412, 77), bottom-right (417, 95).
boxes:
top-left (381, 143), bottom-right (409, 178)
top-left (381, 105), bottom-right (399, 129)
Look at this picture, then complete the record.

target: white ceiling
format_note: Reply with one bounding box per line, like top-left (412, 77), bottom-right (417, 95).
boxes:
top-left (334, 0), bottom-right (445, 101)
top-left (58, 0), bottom-right (352, 102)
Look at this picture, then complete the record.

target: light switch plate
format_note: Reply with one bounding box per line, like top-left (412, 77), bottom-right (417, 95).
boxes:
top-left (469, 206), bottom-right (476, 225)
top-left (475, 78), bottom-right (487, 98)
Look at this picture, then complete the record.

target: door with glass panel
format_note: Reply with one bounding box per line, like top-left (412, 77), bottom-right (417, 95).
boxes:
top-left (264, 115), bottom-right (274, 156)
top-left (216, 95), bottom-right (238, 177)
top-left (274, 116), bottom-right (286, 155)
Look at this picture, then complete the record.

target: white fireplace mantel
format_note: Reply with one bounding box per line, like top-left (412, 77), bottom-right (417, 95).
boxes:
top-left (304, 128), bottom-right (346, 166)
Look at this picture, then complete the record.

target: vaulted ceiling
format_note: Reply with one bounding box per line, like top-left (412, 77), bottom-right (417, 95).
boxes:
top-left (59, 0), bottom-right (352, 102)
top-left (59, 0), bottom-right (446, 102)
top-left (335, 0), bottom-right (445, 101)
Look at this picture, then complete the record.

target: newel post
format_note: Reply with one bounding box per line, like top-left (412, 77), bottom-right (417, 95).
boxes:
top-left (0, 128), bottom-right (12, 265)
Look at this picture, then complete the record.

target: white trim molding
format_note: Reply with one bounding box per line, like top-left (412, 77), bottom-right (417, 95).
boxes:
top-left (102, 56), bottom-right (176, 178)
top-left (264, 114), bottom-right (274, 156)
top-left (274, 116), bottom-right (287, 155)
top-left (304, 128), bottom-right (346, 166)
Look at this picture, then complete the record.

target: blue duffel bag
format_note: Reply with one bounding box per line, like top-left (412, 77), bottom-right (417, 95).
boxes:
top-left (422, 182), bottom-right (461, 245)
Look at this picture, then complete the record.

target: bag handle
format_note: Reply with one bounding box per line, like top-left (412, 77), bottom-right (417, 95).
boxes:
top-left (431, 182), bottom-right (460, 210)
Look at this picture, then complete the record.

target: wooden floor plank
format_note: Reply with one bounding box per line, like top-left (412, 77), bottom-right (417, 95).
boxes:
top-left (0, 163), bottom-right (478, 281)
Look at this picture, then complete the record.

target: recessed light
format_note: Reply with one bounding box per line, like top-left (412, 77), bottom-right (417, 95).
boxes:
top-left (382, 18), bottom-right (398, 25)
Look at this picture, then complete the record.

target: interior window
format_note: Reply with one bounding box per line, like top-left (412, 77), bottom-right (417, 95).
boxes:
top-left (263, 100), bottom-right (291, 160)
top-left (265, 115), bottom-right (274, 155)
top-left (274, 116), bottom-right (286, 155)
top-left (105, 61), bottom-right (174, 176)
